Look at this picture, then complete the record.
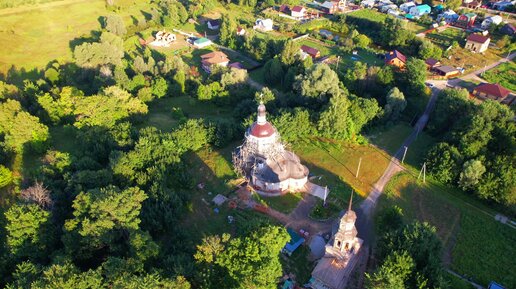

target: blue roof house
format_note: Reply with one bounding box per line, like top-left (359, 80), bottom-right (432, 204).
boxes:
top-left (409, 4), bottom-right (431, 17)
top-left (282, 228), bottom-right (305, 256)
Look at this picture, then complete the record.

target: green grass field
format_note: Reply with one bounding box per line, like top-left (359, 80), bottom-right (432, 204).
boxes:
top-left (292, 139), bottom-right (391, 198)
top-left (347, 9), bottom-right (427, 33)
top-left (255, 192), bottom-right (304, 214)
top-left (0, 0), bottom-right (151, 73)
top-left (482, 61), bottom-right (516, 91)
top-left (379, 173), bottom-right (515, 288)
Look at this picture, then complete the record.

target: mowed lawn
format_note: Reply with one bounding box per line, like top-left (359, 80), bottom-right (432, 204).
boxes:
top-left (292, 139), bottom-right (391, 198)
top-left (0, 0), bottom-right (151, 73)
top-left (379, 174), bottom-right (515, 289)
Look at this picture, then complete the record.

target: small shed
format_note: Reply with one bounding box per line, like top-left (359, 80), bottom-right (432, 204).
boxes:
top-left (282, 228), bottom-right (305, 256)
top-left (194, 37), bottom-right (213, 48)
top-left (212, 194), bottom-right (228, 206)
top-left (434, 65), bottom-right (459, 78)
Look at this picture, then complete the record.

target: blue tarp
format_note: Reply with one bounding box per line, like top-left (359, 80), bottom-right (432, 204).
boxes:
top-left (283, 228), bottom-right (305, 255)
top-left (488, 282), bottom-right (506, 289)
top-left (282, 280), bottom-right (294, 289)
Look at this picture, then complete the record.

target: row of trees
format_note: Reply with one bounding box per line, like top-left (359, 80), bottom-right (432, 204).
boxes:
top-left (367, 207), bottom-right (445, 289)
top-left (426, 89), bottom-right (515, 209)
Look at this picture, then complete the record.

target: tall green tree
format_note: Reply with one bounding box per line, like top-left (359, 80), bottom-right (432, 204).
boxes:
top-left (295, 63), bottom-right (341, 102)
top-left (458, 159), bottom-right (486, 190)
top-left (5, 203), bottom-right (53, 259)
top-left (63, 186), bottom-right (148, 259)
top-left (384, 87), bottom-right (406, 121)
top-left (104, 15), bottom-right (127, 36)
top-left (0, 99), bottom-right (48, 153)
top-left (219, 14), bottom-right (237, 49)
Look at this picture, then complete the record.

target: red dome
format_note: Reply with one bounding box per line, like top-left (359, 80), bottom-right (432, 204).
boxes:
top-left (249, 122), bottom-right (275, 138)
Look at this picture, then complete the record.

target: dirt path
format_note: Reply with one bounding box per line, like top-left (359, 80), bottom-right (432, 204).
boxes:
top-left (446, 269), bottom-right (485, 289)
top-left (0, 0), bottom-right (93, 16)
top-left (355, 85), bottom-right (441, 244)
top-left (449, 52), bottom-right (516, 85)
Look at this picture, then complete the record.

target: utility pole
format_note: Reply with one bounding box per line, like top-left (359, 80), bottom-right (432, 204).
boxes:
top-left (481, 60), bottom-right (487, 77)
top-left (323, 186), bottom-right (328, 206)
top-left (355, 157), bottom-right (362, 178)
top-left (336, 55), bottom-right (341, 71)
top-left (418, 162), bottom-right (427, 183)
top-left (401, 146), bottom-right (408, 164)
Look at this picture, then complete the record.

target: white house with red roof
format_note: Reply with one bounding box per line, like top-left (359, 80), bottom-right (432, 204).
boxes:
top-left (465, 34), bottom-right (491, 53)
top-left (291, 5), bottom-right (307, 19)
top-left (232, 103), bottom-right (309, 195)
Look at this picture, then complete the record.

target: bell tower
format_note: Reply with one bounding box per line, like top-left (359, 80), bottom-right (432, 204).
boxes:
top-left (333, 192), bottom-right (358, 254)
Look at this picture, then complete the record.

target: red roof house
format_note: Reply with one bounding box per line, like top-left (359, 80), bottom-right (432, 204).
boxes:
top-left (472, 83), bottom-right (512, 101)
top-left (385, 50), bottom-right (406, 69)
top-left (300, 45), bottom-right (321, 59)
top-left (291, 5), bottom-right (306, 18)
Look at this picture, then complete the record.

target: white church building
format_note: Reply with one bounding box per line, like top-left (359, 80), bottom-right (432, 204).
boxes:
top-left (233, 103), bottom-right (309, 195)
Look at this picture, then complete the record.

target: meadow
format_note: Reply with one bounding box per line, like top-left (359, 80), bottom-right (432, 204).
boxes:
top-left (482, 61), bottom-right (516, 91)
top-left (372, 123), bottom-right (515, 289)
top-left (0, 0), bottom-right (151, 73)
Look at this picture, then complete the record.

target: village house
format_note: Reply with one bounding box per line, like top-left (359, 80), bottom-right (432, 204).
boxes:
top-left (437, 10), bottom-right (459, 23)
top-left (360, 0), bottom-right (375, 8)
top-left (465, 34), bottom-right (490, 53)
top-left (425, 58), bottom-right (441, 70)
top-left (320, 0), bottom-right (346, 14)
top-left (399, 1), bottom-right (416, 12)
top-left (228, 62), bottom-right (245, 70)
top-left (236, 26), bottom-right (246, 36)
top-left (200, 51), bottom-right (230, 73)
top-left (300, 45), bottom-right (321, 59)
top-left (434, 65), bottom-right (460, 78)
top-left (481, 15), bottom-right (503, 29)
top-left (455, 13), bottom-right (477, 28)
top-left (193, 37), bottom-right (212, 48)
top-left (381, 4), bottom-right (398, 12)
top-left (492, 0), bottom-right (515, 11)
top-left (472, 83), bottom-right (512, 102)
top-left (207, 19), bottom-right (221, 30)
top-left (385, 50), bottom-right (406, 69)
top-left (149, 31), bottom-right (176, 47)
top-left (409, 4), bottom-right (431, 17)
top-left (254, 18), bottom-right (274, 31)
top-left (291, 5), bottom-right (306, 19)
top-left (279, 4), bottom-right (291, 14)
top-left (464, 0), bottom-right (481, 9)
top-left (500, 23), bottom-right (516, 35)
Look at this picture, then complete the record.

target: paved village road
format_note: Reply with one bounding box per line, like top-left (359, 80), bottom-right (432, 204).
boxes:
top-left (355, 85), bottom-right (441, 245)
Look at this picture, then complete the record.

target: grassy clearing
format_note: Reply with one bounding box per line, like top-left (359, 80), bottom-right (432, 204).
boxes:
top-left (0, 0), bottom-right (152, 73)
top-left (138, 95), bottom-right (233, 132)
top-left (298, 38), bottom-right (333, 56)
top-left (482, 61), bottom-right (516, 91)
top-left (367, 122), bottom-right (436, 169)
top-left (426, 28), bottom-right (465, 49)
top-left (292, 139), bottom-right (391, 198)
top-left (0, 0), bottom-right (151, 73)
top-left (379, 173), bottom-right (516, 289)
top-left (255, 192), bottom-right (304, 214)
